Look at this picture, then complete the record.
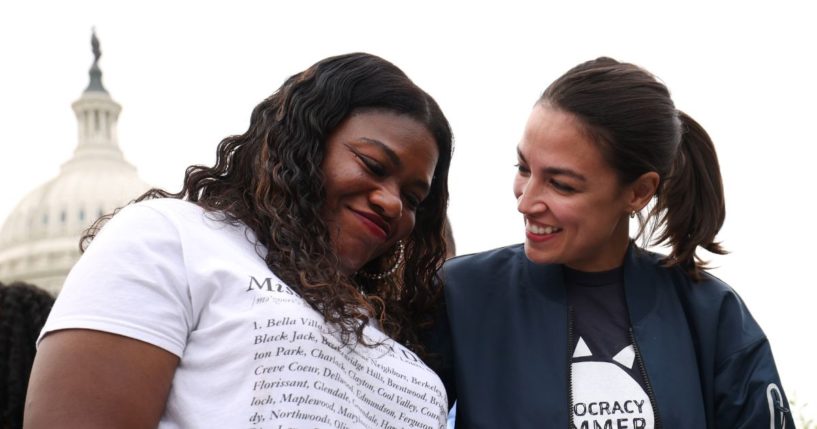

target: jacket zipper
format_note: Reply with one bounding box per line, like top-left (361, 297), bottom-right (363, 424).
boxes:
top-left (766, 383), bottom-right (790, 429)
top-left (567, 306), bottom-right (574, 429)
top-left (629, 328), bottom-right (662, 429)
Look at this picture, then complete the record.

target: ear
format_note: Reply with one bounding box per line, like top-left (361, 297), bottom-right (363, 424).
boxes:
top-left (627, 171), bottom-right (659, 212)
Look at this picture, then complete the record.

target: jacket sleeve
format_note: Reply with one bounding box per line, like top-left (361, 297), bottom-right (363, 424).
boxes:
top-left (712, 294), bottom-right (795, 428)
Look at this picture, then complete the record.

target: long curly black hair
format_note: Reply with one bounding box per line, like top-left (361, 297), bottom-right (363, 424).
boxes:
top-left (82, 53), bottom-right (453, 355)
top-left (0, 282), bottom-right (54, 429)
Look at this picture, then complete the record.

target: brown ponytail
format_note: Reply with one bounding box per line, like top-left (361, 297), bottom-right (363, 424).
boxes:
top-left (652, 112), bottom-right (726, 280)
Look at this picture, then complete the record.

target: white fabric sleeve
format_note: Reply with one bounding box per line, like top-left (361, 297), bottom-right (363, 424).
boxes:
top-left (39, 203), bottom-right (193, 357)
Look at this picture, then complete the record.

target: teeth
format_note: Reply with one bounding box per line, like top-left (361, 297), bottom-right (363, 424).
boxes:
top-left (526, 221), bottom-right (560, 235)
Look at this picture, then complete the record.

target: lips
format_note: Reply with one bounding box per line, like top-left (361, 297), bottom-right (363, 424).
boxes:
top-left (353, 209), bottom-right (391, 239)
top-left (525, 218), bottom-right (562, 242)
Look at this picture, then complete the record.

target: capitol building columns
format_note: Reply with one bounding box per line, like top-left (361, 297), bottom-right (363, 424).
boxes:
top-left (0, 30), bottom-right (150, 295)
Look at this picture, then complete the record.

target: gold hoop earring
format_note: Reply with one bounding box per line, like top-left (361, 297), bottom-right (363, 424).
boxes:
top-left (356, 240), bottom-right (405, 281)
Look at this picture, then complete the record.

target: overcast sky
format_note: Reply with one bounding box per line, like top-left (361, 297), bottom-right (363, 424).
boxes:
top-left (1, 0), bottom-right (815, 413)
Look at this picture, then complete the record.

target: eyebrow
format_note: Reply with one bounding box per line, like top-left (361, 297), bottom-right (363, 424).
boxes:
top-left (358, 137), bottom-right (401, 166)
top-left (517, 147), bottom-right (587, 182)
top-left (356, 138), bottom-right (432, 192)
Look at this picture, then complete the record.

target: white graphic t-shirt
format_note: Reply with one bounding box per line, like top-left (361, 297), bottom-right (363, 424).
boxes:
top-left (40, 199), bottom-right (447, 429)
top-left (565, 266), bottom-right (655, 429)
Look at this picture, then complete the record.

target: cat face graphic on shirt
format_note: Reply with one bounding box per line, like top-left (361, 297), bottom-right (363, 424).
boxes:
top-left (571, 337), bottom-right (655, 429)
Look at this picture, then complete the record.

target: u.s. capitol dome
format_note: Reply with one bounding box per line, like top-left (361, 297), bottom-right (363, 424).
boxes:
top-left (0, 32), bottom-right (150, 295)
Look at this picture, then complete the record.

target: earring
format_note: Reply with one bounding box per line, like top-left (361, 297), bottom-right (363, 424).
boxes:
top-left (629, 210), bottom-right (636, 219)
top-left (356, 240), bottom-right (405, 281)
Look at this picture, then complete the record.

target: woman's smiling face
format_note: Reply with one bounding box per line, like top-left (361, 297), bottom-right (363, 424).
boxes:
top-left (514, 104), bottom-right (635, 272)
top-left (321, 110), bottom-right (438, 275)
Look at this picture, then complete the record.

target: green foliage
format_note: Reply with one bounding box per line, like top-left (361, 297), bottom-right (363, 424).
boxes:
top-left (790, 393), bottom-right (815, 429)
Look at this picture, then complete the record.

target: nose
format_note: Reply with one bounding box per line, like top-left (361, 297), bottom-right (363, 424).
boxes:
top-left (515, 179), bottom-right (547, 215)
top-left (370, 185), bottom-right (403, 220)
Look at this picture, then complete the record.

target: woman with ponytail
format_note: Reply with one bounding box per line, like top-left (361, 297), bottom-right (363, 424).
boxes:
top-left (429, 58), bottom-right (793, 428)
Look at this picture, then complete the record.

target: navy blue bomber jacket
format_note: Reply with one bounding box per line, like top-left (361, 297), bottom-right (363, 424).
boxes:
top-left (426, 244), bottom-right (794, 428)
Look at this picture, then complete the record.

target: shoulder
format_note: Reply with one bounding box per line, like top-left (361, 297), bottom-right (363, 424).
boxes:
top-left (103, 199), bottom-right (241, 239)
top-left (631, 247), bottom-right (738, 304)
top-left (82, 198), bottom-right (234, 265)
top-left (663, 258), bottom-right (752, 324)
top-left (688, 271), bottom-right (741, 305)
top-left (83, 199), bottom-right (191, 252)
top-left (124, 198), bottom-right (206, 222)
top-left (440, 243), bottom-right (552, 301)
top-left (694, 272), bottom-right (767, 354)
top-left (443, 243), bottom-right (527, 279)
top-left (636, 249), bottom-right (768, 359)
top-left (100, 198), bottom-right (200, 228)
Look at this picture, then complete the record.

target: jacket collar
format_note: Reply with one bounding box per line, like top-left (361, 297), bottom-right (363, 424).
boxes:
top-left (623, 243), bottom-right (664, 325)
top-left (622, 243), bottom-right (707, 425)
top-left (520, 241), bottom-right (660, 317)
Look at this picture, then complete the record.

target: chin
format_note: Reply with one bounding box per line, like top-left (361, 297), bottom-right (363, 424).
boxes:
top-left (339, 257), bottom-right (366, 276)
top-left (523, 244), bottom-right (560, 266)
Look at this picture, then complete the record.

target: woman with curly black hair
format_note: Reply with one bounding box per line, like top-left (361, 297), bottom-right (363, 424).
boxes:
top-left (0, 282), bottom-right (53, 429)
top-left (26, 52), bottom-right (453, 429)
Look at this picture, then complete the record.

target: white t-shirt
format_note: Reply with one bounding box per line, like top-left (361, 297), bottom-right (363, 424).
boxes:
top-left (41, 199), bottom-right (448, 429)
